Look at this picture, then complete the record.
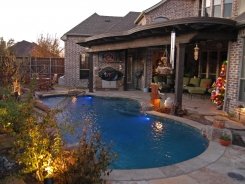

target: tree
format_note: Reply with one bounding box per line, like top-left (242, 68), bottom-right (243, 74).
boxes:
top-left (35, 34), bottom-right (63, 57)
top-left (0, 37), bottom-right (15, 56)
top-left (0, 37), bottom-right (18, 87)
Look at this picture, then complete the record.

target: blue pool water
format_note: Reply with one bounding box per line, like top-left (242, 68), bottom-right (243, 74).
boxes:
top-left (41, 95), bottom-right (208, 169)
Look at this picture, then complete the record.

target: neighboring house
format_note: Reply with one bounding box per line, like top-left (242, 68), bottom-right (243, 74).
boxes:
top-left (10, 40), bottom-right (38, 57)
top-left (11, 40), bottom-right (60, 58)
top-left (62, 0), bottom-right (245, 121)
top-left (10, 40), bottom-right (64, 81)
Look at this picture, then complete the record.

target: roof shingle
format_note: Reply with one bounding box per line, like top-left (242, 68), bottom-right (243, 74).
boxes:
top-left (63, 12), bottom-right (140, 37)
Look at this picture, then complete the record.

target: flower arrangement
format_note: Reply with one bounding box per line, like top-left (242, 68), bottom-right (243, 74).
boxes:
top-left (220, 134), bottom-right (231, 141)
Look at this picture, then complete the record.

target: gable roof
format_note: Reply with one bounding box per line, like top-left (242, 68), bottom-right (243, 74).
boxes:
top-left (11, 40), bottom-right (59, 57)
top-left (235, 12), bottom-right (245, 27)
top-left (62, 12), bottom-right (140, 39)
top-left (142, 0), bottom-right (167, 14)
top-left (135, 0), bottom-right (167, 24)
top-left (10, 40), bottom-right (37, 57)
top-left (108, 12), bottom-right (140, 32)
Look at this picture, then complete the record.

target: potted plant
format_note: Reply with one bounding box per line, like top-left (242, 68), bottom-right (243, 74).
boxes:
top-left (219, 133), bottom-right (232, 146)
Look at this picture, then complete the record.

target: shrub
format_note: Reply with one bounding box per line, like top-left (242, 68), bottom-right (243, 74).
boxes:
top-left (0, 87), bottom-right (116, 183)
top-left (56, 128), bottom-right (116, 184)
top-left (14, 112), bottom-right (63, 182)
top-left (0, 89), bottom-right (32, 133)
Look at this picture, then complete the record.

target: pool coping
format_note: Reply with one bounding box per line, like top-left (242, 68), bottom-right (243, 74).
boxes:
top-left (39, 93), bottom-right (226, 181)
top-left (105, 111), bottom-right (226, 181)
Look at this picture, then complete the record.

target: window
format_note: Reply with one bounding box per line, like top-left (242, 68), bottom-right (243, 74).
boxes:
top-left (203, 0), bottom-right (233, 18)
top-left (80, 53), bottom-right (89, 79)
top-left (209, 52), bottom-right (218, 74)
top-left (239, 42), bottom-right (245, 102)
top-left (224, 0), bottom-right (232, 17)
top-left (214, 0), bottom-right (221, 17)
top-left (154, 16), bottom-right (169, 23)
top-left (205, 0), bottom-right (211, 17)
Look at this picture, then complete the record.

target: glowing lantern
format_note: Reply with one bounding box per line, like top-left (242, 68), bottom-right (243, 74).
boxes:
top-left (164, 97), bottom-right (173, 108)
top-left (152, 98), bottom-right (161, 110)
top-left (194, 44), bottom-right (199, 61)
top-left (151, 83), bottom-right (160, 100)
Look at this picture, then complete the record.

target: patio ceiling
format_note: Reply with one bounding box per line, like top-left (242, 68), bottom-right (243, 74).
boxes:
top-left (77, 17), bottom-right (237, 51)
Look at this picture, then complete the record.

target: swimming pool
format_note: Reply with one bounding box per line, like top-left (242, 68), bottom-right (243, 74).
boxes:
top-left (41, 95), bottom-right (208, 169)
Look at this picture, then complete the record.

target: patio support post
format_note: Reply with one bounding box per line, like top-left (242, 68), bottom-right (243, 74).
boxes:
top-left (88, 53), bottom-right (93, 92)
top-left (124, 50), bottom-right (128, 91)
top-left (201, 0), bottom-right (206, 16)
top-left (174, 43), bottom-right (186, 114)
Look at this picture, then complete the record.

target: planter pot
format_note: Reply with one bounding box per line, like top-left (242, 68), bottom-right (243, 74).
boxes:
top-left (219, 139), bottom-right (231, 146)
top-left (143, 87), bottom-right (149, 93)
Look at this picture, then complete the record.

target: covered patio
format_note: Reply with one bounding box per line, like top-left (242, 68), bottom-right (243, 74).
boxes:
top-left (77, 16), bottom-right (236, 113)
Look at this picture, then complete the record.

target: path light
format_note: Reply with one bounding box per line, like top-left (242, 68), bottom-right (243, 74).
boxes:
top-left (71, 96), bottom-right (77, 103)
top-left (237, 105), bottom-right (245, 120)
top-left (43, 158), bottom-right (55, 184)
top-left (194, 44), bottom-right (199, 61)
top-left (44, 177), bottom-right (54, 184)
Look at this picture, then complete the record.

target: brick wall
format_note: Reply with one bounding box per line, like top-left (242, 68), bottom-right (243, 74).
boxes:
top-left (64, 36), bottom-right (88, 87)
top-left (145, 0), bottom-right (200, 24)
top-left (93, 53), bottom-right (125, 91)
top-left (232, 0), bottom-right (239, 17)
top-left (144, 0), bottom-right (239, 24)
top-left (226, 28), bottom-right (245, 119)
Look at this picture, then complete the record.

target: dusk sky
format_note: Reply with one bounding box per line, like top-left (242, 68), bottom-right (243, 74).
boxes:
top-left (1, 0), bottom-right (160, 45)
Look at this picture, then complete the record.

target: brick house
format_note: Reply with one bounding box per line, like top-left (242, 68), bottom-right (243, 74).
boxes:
top-left (62, 0), bottom-right (245, 120)
top-left (61, 12), bottom-right (140, 87)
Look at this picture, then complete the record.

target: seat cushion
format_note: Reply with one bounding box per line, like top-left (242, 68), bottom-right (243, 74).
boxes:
top-left (199, 78), bottom-right (212, 89)
top-left (188, 87), bottom-right (206, 94)
top-left (189, 78), bottom-right (201, 87)
top-left (183, 77), bottom-right (190, 86)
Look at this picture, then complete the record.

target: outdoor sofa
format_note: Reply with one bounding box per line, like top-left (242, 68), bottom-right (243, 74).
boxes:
top-left (183, 77), bottom-right (212, 96)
